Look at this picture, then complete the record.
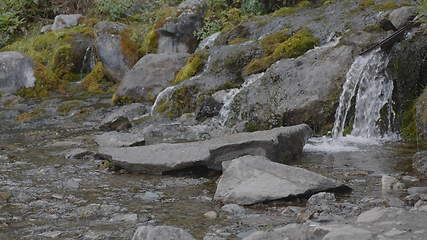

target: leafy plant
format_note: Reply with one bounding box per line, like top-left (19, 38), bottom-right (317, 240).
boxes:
top-left (96, 0), bottom-right (136, 20)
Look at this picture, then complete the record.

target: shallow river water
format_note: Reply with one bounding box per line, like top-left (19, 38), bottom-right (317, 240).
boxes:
top-left (0, 97), bottom-right (426, 240)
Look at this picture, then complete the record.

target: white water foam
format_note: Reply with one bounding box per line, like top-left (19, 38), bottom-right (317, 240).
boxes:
top-left (150, 86), bottom-right (176, 115)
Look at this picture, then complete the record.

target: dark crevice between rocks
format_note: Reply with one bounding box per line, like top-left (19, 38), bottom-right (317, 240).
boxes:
top-left (250, 185), bottom-right (353, 207)
top-left (163, 165), bottom-right (221, 178)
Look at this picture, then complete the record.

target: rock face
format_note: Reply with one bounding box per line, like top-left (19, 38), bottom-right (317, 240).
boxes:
top-left (94, 21), bottom-right (132, 82)
top-left (0, 52), bottom-right (36, 93)
top-left (387, 34), bottom-right (427, 136)
top-left (51, 14), bottom-right (83, 31)
top-left (115, 53), bottom-right (189, 102)
top-left (98, 124), bottom-right (312, 174)
top-left (227, 43), bottom-right (354, 133)
top-left (132, 226), bottom-right (195, 240)
top-left (214, 155), bottom-right (346, 205)
top-left (388, 7), bottom-right (416, 29)
top-left (157, 0), bottom-right (207, 53)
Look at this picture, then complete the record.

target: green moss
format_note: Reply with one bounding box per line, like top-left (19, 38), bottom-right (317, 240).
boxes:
top-left (173, 51), bottom-right (207, 85)
top-left (158, 86), bottom-right (198, 118)
top-left (57, 101), bottom-right (83, 116)
top-left (359, 0), bottom-right (375, 9)
top-left (16, 109), bottom-right (46, 121)
top-left (373, 2), bottom-right (399, 11)
top-left (81, 62), bottom-right (114, 94)
top-left (271, 0), bottom-right (311, 17)
top-left (260, 29), bottom-right (290, 55)
top-left (228, 38), bottom-right (250, 45)
top-left (17, 64), bottom-right (67, 98)
top-left (112, 94), bottom-right (135, 105)
top-left (243, 29), bottom-right (318, 75)
top-left (245, 121), bottom-right (271, 132)
top-left (3, 26), bottom-right (94, 98)
top-left (401, 102), bottom-right (418, 140)
top-left (141, 29), bottom-right (158, 55)
top-left (363, 23), bottom-right (384, 33)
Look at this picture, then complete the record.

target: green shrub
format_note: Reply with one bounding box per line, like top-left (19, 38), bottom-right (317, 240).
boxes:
top-left (96, 0), bottom-right (135, 20)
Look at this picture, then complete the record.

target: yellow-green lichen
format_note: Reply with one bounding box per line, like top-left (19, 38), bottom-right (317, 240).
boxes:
top-left (81, 62), bottom-right (114, 94)
top-left (173, 51), bottom-right (207, 85)
top-left (3, 26), bottom-right (94, 98)
top-left (57, 101), bottom-right (83, 116)
top-left (271, 0), bottom-right (312, 17)
top-left (16, 109), bottom-right (46, 121)
top-left (141, 29), bottom-right (159, 55)
top-left (243, 29), bottom-right (318, 76)
top-left (17, 64), bottom-right (67, 98)
top-left (260, 29), bottom-right (291, 55)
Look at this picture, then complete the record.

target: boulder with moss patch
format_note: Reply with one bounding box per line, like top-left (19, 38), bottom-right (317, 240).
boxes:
top-left (227, 42), bottom-right (354, 134)
top-left (115, 53), bottom-right (189, 104)
top-left (157, 0), bottom-right (207, 54)
top-left (0, 52), bottom-right (36, 94)
top-left (94, 21), bottom-right (137, 82)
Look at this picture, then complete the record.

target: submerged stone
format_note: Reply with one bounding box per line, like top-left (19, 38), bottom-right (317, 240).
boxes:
top-left (98, 124), bottom-right (311, 175)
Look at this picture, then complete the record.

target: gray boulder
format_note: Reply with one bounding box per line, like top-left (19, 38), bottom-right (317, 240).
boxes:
top-left (242, 223), bottom-right (327, 240)
top-left (413, 151), bottom-right (427, 176)
top-left (214, 155), bottom-right (346, 205)
top-left (115, 53), bottom-right (189, 102)
top-left (388, 7), bottom-right (416, 29)
top-left (0, 52), bottom-right (36, 94)
top-left (132, 226), bottom-right (195, 240)
top-left (99, 103), bottom-right (147, 130)
top-left (94, 21), bottom-right (132, 82)
top-left (98, 124), bottom-right (312, 174)
top-left (51, 14), bottom-right (83, 31)
top-left (157, 0), bottom-right (207, 53)
top-left (227, 43), bottom-right (354, 133)
top-left (95, 132), bottom-right (145, 147)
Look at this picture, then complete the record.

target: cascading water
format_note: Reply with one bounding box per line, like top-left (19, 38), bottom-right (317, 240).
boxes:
top-left (79, 46), bottom-right (96, 81)
top-left (150, 86), bottom-right (176, 115)
top-left (332, 49), bottom-right (395, 139)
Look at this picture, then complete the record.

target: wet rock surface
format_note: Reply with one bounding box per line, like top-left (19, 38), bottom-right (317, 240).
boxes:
top-left (98, 124), bottom-right (312, 174)
top-left (214, 156), bottom-right (348, 205)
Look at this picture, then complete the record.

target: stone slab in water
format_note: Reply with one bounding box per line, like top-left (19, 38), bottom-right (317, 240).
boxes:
top-left (214, 155), bottom-right (346, 205)
top-left (98, 124), bottom-right (311, 175)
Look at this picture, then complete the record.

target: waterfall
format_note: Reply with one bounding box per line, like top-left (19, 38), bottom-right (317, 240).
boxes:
top-left (332, 49), bottom-right (394, 138)
top-left (217, 73), bottom-right (265, 126)
top-left (79, 46), bottom-right (96, 81)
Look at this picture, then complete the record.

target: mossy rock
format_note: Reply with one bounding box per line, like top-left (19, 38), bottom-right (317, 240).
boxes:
top-left (57, 101), bottom-right (84, 116)
top-left (3, 26), bottom-right (95, 98)
top-left (81, 62), bottom-right (115, 94)
top-left (271, 0), bottom-right (312, 17)
top-left (16, 109), bottom-right (46, 122)
top-left (243, 29), bottom-right (318, 75)
top-left (159, 85), bottom-right (199, 118)
top-left (173, 50), bottom-right (208, 85)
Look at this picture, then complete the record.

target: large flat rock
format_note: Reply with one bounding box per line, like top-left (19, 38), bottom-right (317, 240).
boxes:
top-left (214, 155), bottom-right (346, 205)
top-left (98, 124), bottom-right (311, 174)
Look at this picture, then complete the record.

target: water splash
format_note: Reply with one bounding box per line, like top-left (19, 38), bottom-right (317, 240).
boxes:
top-left (217, 73), bottom-right (264, 126)
top-left (332, 49), bottom-right (395, 139)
